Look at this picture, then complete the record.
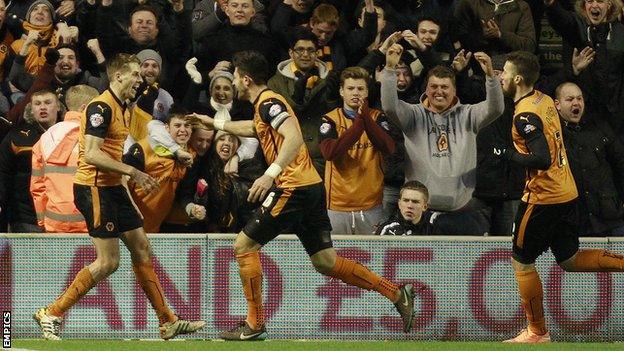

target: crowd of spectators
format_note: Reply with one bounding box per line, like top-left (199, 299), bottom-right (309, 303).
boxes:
top-left (0, 0), bottom-right (622, 236)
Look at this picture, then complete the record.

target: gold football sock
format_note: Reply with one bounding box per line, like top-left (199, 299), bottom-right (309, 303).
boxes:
top-left (237, 251), bottom-right (264, 330)
top-left (515, 269), bottom-right (547, 335)
top-left (328, 256), bottom-right (399, 302)
top-left (133, 261), bottom-right (177, 325)
top-left (47, 267), bottom-right (96, 317)
top-left (569, 249), bottom-right (624, 272)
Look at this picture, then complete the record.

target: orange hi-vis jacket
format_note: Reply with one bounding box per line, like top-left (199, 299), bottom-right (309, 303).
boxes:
top-left (30, 111), bottom-right (87, 233)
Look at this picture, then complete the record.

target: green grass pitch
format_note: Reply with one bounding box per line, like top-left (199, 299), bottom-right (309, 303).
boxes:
top-left (10, 340), bottom-right (624, 351)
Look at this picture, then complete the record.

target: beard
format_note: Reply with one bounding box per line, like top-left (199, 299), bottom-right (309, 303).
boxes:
top-left (503, 82), bottom-right (517, 98)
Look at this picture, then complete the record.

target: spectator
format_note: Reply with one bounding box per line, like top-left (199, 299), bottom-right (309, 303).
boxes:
top-left (195, 0), bottom-right (281, 73)
top-left (465, 54), bottom-right (525, 235)
top-left (270, 0), bottom-right (316, 45)
top-left (376, 180), bottom-right (435, 236)
top-left (555, 82), bottom-right (624, 236)
top-left (268, 27), bottom-right (340, 174)
top-left (159, 121), bottom-right (215, 233)
top-left (0, 88), bottom-right (63, 232)
top-left (381, 44), bottom-right (504, 213)
top-left (30, 84), bottom-right (98, 233)
top-left (320, 67), bottom-right (394, 234)
top-left (454, 0), bottom-right (536, 56)
top-left (95, 1), bottom-right (192, 96)
top-left (183, 59), bottom-right (258, 175)
top-left (179, 129), bottom-right (264, 233)
top-left (123, 109), bottom-right (194, 233)
top-left (128, 49), bottom-right (174, 147)
top-left (272, 1), bottom-right (378, 72)
top-left (9, 41), bottom-right (107, 106)
top-left (10, 0), bottom-right (78, 77)
top-left (0, 0), bottom-right (15, 81)
top-left (545, 0), bottom-right (624, 137)
top-left (193, 0), bottom-right (266, 42)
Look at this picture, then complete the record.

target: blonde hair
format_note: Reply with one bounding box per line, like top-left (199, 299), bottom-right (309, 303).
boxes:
top-left (106, 53), bottom-right (140, 81)
top-left (65, 85), bottom-right (99, 112)
top-left (575, 0), bottom-right (621, 23)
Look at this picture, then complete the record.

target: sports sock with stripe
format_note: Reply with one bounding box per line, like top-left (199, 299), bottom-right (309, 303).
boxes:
top-left (237, 251), bottom-right (264, 330)
top-left (133, 260), bottom-right (177, 325)
top-left (47, 267), bottom-right (96, 317)
top-left (515, 269), bottom-right (547, 335)
top-left (328, 256), bottom-right (399, 302)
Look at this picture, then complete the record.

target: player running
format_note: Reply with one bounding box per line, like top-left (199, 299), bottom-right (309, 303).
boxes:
top-left (500, 51), bottom-right (624, 343)
top-left (191, 50), bottom-right (416, 340)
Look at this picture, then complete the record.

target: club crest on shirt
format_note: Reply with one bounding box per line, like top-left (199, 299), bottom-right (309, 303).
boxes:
top-left (319, 122), bottom-right (331, 134)
top-left (90, 113), bottom-right (104, 127)
top-left (437, 132), bottom-right (448, 152)
top-left (269, 104), bottom-right (282, 117)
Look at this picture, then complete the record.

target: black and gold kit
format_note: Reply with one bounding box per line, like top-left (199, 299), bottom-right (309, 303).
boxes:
top-left (511, 90), bottom-right (579, 264)
top-left (243, 89), bottom-right (332, 256)
top-left (73, 89), bottom-right (142, 238)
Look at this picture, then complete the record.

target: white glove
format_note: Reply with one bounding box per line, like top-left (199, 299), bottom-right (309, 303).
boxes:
top-left (185, 57), bottom-right (202, 84)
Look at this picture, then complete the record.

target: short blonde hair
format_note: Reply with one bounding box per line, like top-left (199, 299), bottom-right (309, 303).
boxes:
top-left (65, 85), bottom-right (99, 112)
top-left (106, 53), bottom-right (140, 81)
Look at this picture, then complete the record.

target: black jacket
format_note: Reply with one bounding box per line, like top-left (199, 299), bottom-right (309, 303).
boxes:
top-left (95, 4), bottom-right (193, 98)
top-left (178, 150), bottom-right (264, 233)
top-left (562, 117), bottom-right (624, 235)
top-left (546, 3), bottom-right (624, 135)
top-left (474, 98), bottom-right (525, 200)
top-left (0, 120), bottom-right (44, 227)
top-left (195, 24), bottom-right (282, 74)
top-left (375, 209), bottom-right (435, 236)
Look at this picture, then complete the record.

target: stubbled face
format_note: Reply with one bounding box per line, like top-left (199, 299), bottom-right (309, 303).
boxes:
top-left (211, 77), bottom-right (234, 104)
top-left (417, 20), bottom-right (440, 47)
top-left (396, 63), bottom-right (413, 92)
top-left (289, 39), bottom-right (317, 72)
top-left (226, 0), bottom-right (255, 26)
top-left (140, 59), bottom-right (160, 85)
top-left (166, 116), bottom-right (192, 145)
top-left (118, 62), bottom-right (143, 101)
top-left (425, 76), bottom-right (456, 113)
top-left (556, 84), bottom-right (585, 124)
top-left (340, 78), bottom-right (368, 110)
top-left (398, 189), bottom-right (428, 224)
top-left (500, 61), bottom-right (518, 98)
top-left (129, 10), bottom-right (158, 45)
top-left (29, 3), bottom-right (52, 26)
top-left (31, 92), bottom-right (59, 128)
top-left (215, 134), bottom-right (240, 161)
top-left (584, 0), bottom-right (611, 25)
top-left (233, 68), bottom-right (250, 101)
top-left (54, 47), bottom-right (78, 80)
top-left (310, 21), bottom-right (337, 47)
top-left (191, 128), bottom-right (214, 156)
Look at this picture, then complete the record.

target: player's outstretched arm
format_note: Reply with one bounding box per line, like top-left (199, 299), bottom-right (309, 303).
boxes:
top-left (189, 113), bottom-right (257, 137)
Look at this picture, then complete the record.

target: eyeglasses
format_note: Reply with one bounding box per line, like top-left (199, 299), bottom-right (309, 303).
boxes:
top-left (292, 47), bottom-right (317, 56)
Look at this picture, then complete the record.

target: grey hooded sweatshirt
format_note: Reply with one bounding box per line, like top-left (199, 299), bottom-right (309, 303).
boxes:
top-left (381, 69), bottom-right (504, 211)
